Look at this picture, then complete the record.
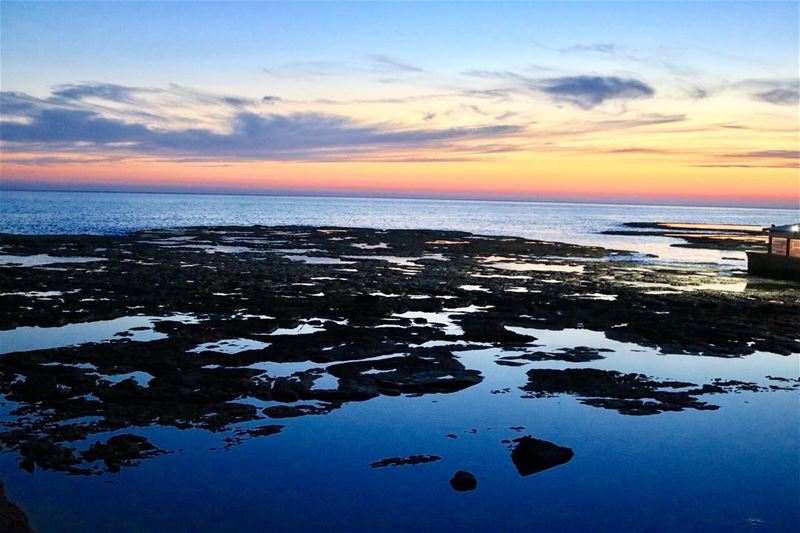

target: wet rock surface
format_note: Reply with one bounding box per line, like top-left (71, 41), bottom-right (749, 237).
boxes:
top-left (0, 225), bottom-right (797, 474)
top-left (509, 436), bottom-right (574, 476)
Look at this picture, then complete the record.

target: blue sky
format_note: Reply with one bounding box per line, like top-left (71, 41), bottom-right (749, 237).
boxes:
top-left (1, 1), bottom-right (798, 206)
top-left (4, 2), bottom-right (797, 95)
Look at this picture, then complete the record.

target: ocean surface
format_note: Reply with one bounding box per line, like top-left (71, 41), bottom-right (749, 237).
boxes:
top-left (0, 190), bottom-right (798, 532)
top-left (1, 190), bottom-right (796, 264)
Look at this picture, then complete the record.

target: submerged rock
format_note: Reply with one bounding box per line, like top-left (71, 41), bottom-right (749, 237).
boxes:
top-left (510, 436), bottom-right (574, 476)
top-left (449, 470), bottom-right (478, 492)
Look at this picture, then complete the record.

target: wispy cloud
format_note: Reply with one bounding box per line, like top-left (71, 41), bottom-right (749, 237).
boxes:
top-left (723, 150), bottom-right (799, 159)
top-left (738, 79), bottom-right (799, 105)
top-left (560, 43), bottom-right (617, 54)
top-left (0, 86), bottom-right (524, 162)
top-left (753, 88), bottom-right (799, 105)
top-left (539, 76), bottom-right (655, 109)
top-left (367, 54), bottom-right (426, 74)
top-left (461, 70), bottom-right (656, 109)
top-left (263, 55), bottom-right (426, 80)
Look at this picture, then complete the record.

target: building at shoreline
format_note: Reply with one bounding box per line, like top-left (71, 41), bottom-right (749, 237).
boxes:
top-left (746, 223), bottom-right (800, 280)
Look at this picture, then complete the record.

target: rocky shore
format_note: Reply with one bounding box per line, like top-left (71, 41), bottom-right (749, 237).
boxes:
top-left (0, 225), bottom-right (797, 476)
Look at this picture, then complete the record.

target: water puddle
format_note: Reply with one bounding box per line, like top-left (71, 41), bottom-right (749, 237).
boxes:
top-left (101, 371), bottom-right (155, 387)
top-left (174, 244), bottom-right (257, 254)
top-left (487, 261), bottom-right (584, 273)
top-left (283, 255), bottom-right (355, 265)
top-left (569, 293), bottom-right (618, 301)
top-left (501, 325), bottom-right (798, 384)
top-left (0, 255), bottom-right (106, 267)
top-left (351, 243), bottom-right (390, 250)
top-left (1, 290), bottom-right (80, 298)
top-left (343, 255), bottom-right (447, 268)
top-left (459, 285), bottom-right (490, 292)
top-left (0, 314), bottom-right (199, 354)
top-left (189, 338), bottom-right (272, 354)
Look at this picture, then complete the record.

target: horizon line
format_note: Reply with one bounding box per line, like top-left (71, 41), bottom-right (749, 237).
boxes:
top-left (1, 184), bottom-right (797, 211)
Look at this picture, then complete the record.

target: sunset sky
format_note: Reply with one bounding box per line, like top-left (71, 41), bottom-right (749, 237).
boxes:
top-left (1, 1), bottom-right (798, 207)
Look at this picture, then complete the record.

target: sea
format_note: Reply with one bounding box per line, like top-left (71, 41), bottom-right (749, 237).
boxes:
top-left (0, 190), bottom-right (798, 532)
top-left (1, 190), bottom-right (797, 264)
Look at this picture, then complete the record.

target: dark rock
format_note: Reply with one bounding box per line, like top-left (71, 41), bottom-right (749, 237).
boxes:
top-left (81, 434), bottom-right (164, 473)
top-left (449, 470), bottom-right (477, 492)
top-left (263, 404), bottom-right (336, 418)
top-left (522, 368), bottom-right (723, 415)
top-left (0, 481), bottom-right (32, 533)
top-left (510, 436), bottom-right (574, 476)
top-left (244, 424), bottom-right (285, 437)
top-left (370, 454), bottom-right (441, 468)
top-left (499, 346), bottom-right (610, 364)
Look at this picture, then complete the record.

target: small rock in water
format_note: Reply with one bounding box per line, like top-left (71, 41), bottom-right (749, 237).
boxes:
top-left (449, 470), bottom-right (477, 492)
top-left (510, 436), bottom-right (573, 477)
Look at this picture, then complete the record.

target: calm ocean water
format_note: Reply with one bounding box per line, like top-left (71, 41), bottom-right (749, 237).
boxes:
top-left (1, 190), bottom-right (796, 264)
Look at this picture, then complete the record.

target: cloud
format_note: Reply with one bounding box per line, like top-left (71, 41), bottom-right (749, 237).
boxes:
top-left (604, 147), bottom-right (671, 155)
top-left (1, 88), bottom-right (524, 162)
top-left (539, 76), bottom-right (655, 109)
top-left (738, 79), bottom-right (799, 105)
top-left (460, 71), bottom-right (655, 109)
top-left (725, 150), bottom-right (799, 159)
top-left (692, 163), bottom-right (798, 169)
top-left (262, 95), bottom-right (283, 105)
top-left (263, 56), bottom-right (426, 80)
top-left (2, 108), bottom-right (151, 143)
top-left (0, 155), bottom-right (125, 166)
top-left (0, 91), bottom-right (44, 115)
top-left (715, 150), bottom-right (799, 168)
top-left (460, 88), bottom-right (515, 100)
top-left (561, 43), bottom-right (617, 54)
top-left (367, 55), bottom-right (425, 73)
top-left (753, 88), bottom-right (799, 105)
top-left (697, 149), bottom-right (800, 169)
top-left (590, 113), bottom-right (685, 129)
top-left (687, 86), bottom-right (709, 99)
top-left (51, 82), bottom-right (149, 103)
top-left (495, 111), bottom-right (518, 121)
top-left (462, 69), bottom-right (534, 84)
